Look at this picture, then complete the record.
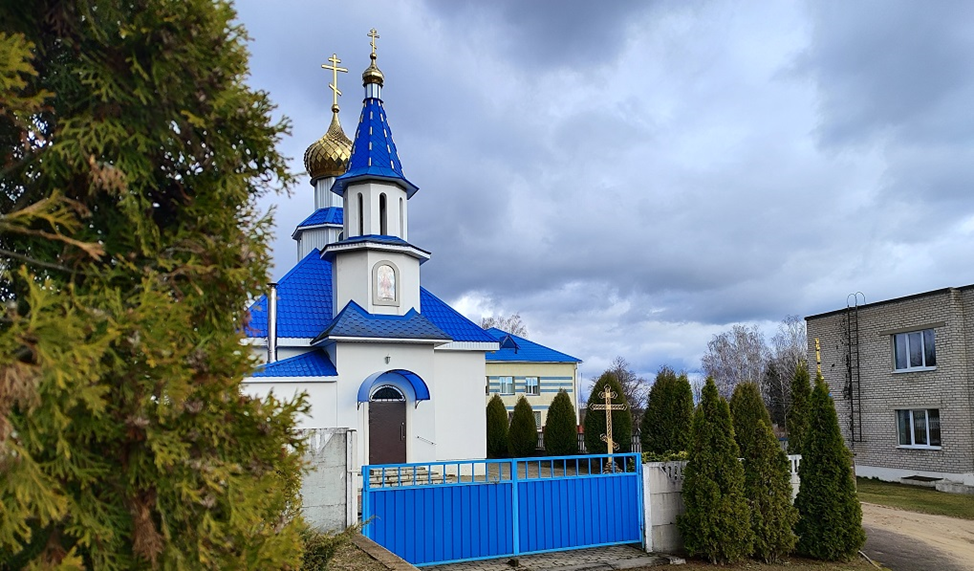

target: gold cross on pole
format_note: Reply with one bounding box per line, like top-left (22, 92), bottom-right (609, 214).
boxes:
top-left (368, 28), bottom-right (380, 57)
top-left (321, 53), bottom-right (348, 111)
top-left (588, 389), bottom-right (628, 455)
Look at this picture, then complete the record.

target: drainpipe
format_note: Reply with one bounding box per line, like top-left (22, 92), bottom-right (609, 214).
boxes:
top-left (267, 282), bottom-right (278, 364)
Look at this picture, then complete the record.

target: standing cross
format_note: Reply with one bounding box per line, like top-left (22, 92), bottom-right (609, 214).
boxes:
top-left (368, 28), bottom-right (380, 57)
top-left (588, 389), bottom-right (628, 454)
top-left (321, 53), bottom-right (348, 111)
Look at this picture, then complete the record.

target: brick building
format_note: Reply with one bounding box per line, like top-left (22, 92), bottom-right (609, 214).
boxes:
top-left (806, 285), bottom-right (974, 485)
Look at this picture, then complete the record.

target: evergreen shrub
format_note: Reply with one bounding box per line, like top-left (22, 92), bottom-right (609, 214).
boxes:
top-left (544, 390), bottom-right (578, 456)
top-left (486, 395), bottom-right (509, 458)
top-left (678, 378), bottom-right (754, 563)
top-left (786, 362), bottom-right (812, 455)
top-left (508, 397), bottom-right (538, 457)
top-left (743, 419), bottom-right (798, 562)
top-left (640, 367), bottom-right (693, 455)
top-left (730, 381), bottom-right (773, 458)
top-left (794, 375), bottom-right (865, 560)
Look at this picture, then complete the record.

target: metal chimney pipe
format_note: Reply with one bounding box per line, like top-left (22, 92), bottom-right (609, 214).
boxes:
top-left (267, 282), bottom-right (278, 364)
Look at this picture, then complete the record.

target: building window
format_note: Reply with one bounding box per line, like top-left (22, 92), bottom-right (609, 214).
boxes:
top-left (499, 376), bottom-right (514, 395)
top-left (896, 409), bottom-right (941, 448)
top-left (525, 377), bottom-right (539, 396)
top-left (893, 329), bottom-right (936, 371)
top-left (379, 193), bottom-right (387, 235)
top-left (357, 193), bottom-right (364, 236)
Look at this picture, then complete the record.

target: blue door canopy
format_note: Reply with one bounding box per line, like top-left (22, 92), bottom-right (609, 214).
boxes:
top-left (357, 369), bottom-right (431, 404)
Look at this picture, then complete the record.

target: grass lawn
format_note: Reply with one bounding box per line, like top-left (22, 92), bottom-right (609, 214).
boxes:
top-left (675, 557), bottom-right (880, 570)
top-left (857, 477), bottom-right (974, 520)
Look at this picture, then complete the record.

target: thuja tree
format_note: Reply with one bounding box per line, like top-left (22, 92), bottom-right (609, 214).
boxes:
top-left (544, 390), bottom-right (578, 456)
top-left (794, 375), bottom-right (865, 560)
top-left (583, 372), bottom-right (632, 454)
top-left (0, 3), bottom-right (307, 568)
top-left (508, 397), bottom-right (538, 457)
top-left (641, 367), bottom-right (693, 455)
top-left (678, 378), bottom-right (753, 564)
top-left (786, 361), bottom-right (812, 454)
top-left (742, 419), bottom-right (798, 562)
top-left (730, 381), bottom-right (773, 458)
top-left (486, 395), bottom-right (509, 458)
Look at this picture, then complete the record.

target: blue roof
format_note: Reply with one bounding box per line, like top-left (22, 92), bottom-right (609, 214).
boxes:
top-left (251, 350), bottom-right (337, 377)
top-left (296, 207), bottom-right (343, 229)
top-left (315, 300), bottom-right (451, 342)
top-left (332, 98), bottom-right (418, 197)
top-left (420, 289), bottom-right (498, 343)
top-left (245, 249), bottom-right (333, 338)
top-left (334, 234), bottom-right (417, 248)
top-left (483, 328), bottom-right (581, 363)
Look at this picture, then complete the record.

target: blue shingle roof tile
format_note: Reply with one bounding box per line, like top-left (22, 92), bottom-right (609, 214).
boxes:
top-left (332, 98), bottom-right (418, 197)
top-left (483, 328), bottom-right (581, 363)
top-left (245, 249), bottom-right (332, 339)
top-left (316, 301), bottom-right (451, 342)
top-left (251, 350), bottom-right (337, 378)
top-left (296, 207), bottom-right (343, 228)
top-left (420, 289), bottom-right (498, 343)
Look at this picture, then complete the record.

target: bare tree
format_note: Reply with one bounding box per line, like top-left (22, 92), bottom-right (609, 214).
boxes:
top-left (764, 315), bottom-right (808, 426)
top-left (601, 356), bottom-right (650, 426)
top-left (481, 312), bottom-right (528, 337)
top-left (701, 324), bottom-right (768, 398)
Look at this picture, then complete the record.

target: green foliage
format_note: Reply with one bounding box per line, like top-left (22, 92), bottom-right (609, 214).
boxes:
top-left (0, 2), bottom-right (306, 568)
top-left (678, 378), bottom-right (753, 564)
top-left (508, 397), bottom-right (538, 457)
top-left (786, 361), bottom-right (812, 455)
top-left (641, 450), bottom-right (688, 463)
top-left (300, 526), bottom-right (357, 571)
top-left (794, 375), bottom-right (865, 560)
top-left (730, 381), bottom-right (773, 458)
top-left (486, 395), bottom-right (509, 458)
top-left (640, 367), bottom-right (693, 455)
top-left (543, 390), bottom-right (578, 456)
top-left (584, 372), bottom-right (633, 454)
top-left (742, 419), bottom-right (798, 563)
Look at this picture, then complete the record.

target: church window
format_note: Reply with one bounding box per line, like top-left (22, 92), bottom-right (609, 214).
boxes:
top-left (379, 193), bottom-right (388, 235)
top-left (357, 193), bottom-right (364, 235)
top-left (371, 385), bottom-right (405, 401)
top-left (373, 261), bottom-right (399, 306)
top-left (399, 198), bottom-right (404, 235)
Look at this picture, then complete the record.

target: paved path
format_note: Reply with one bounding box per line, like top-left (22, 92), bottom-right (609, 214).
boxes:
top-left (862, 503), bottom-right (974, 571)
top-left (424, 544), bottom-right (668, 571)
top-left (864, 525), bottom-right (970, 571)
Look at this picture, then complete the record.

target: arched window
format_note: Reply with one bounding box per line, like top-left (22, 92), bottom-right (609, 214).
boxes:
top-left (357, 193), bottom-right (364, 236)
top-left (371, 385), bottom-right (405, 401)
top-left (379, 193), bottom-right (387, 235)
top-left (399, 198), bottom-right (404, 236)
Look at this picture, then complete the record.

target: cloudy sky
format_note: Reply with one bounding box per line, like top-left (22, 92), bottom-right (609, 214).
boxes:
top-left (234, 0), bottom-right (974, 384)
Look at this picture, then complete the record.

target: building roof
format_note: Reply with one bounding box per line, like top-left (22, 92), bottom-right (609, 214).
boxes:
top-left (245, 251), bottom-right (491, 344)
top-left (332, 97), bottom-right (418, 197)
top-left (245, 249), bottom-right (333, 339)
top-left (805, 284), bottom-right (974, 320)
top-left (483, 328), bottom-right (581, 363)
top-left (314, 300), bottom-right (451, 343)
top-left (251, 350), bottom-right (338, 378)
top-left (296, 207), bottom-right (343, 229)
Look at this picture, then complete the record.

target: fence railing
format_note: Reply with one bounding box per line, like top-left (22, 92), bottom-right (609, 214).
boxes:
top-left (535, 431), bottom-right (643, 453)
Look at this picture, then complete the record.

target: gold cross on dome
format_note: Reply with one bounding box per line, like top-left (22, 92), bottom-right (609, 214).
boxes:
top-left (368, 28), bottom-right (380, 57)
top-left (321, 53), bottom-right (348, 109)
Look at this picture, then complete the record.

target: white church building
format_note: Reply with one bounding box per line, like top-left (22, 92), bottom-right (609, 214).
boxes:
top-left (242, 41), bottom-right (497, 471)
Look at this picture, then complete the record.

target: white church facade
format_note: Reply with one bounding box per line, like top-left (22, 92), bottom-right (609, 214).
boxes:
top-left (242, 38), bottom-right (497, 472)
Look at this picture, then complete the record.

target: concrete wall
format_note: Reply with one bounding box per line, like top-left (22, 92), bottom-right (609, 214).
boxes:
top-left (806, 287), bottom-right (974, 484)
top-left (643, 455), bottom-right (801, 554)
top-left (300, 427), bottom-right (357, 532)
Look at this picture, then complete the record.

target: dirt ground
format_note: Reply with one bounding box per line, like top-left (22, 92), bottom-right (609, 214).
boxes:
top-left (862, 502), bottom-right (974, 570)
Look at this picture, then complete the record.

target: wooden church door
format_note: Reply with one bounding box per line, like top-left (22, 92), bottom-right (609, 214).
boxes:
top-left (369, 386), bottom-right (406, 464)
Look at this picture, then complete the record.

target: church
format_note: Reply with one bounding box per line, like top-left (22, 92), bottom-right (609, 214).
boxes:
top-left (242, 34), bottom-right (497, 470)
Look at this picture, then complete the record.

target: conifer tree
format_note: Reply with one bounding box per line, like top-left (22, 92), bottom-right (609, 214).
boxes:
top-left (730, 381), bottom-right (773, 458)
top-left (584, 372), bottom-right (633, 454)
top-left (0, 3), bottom-right (306, 568)
top-left (641, 367), bottom-right (693, 455)
top-left (786, 361), bottom-right (812, 454)
top-left (678, 378), bottom-right (753, 563)
top-left (544, 390), bottom-right (578, 456)
top-left (508, 397), bottom-right (538, 457)
top-left (794, 375), bottom-right (865, 560)
top-left (486, 395), bottom-right (509, 458)
top-left (743, 419), bottom-right (799, 563)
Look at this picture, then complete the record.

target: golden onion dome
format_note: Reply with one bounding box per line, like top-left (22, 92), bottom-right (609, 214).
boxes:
top-left (362, 54), bottom-right (384, 87)
top-left (303, 108), bottom-right (352, 180)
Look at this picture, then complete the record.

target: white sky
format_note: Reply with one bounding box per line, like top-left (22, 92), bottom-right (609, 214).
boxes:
top-left (233, 0), bottom-right (974, 384)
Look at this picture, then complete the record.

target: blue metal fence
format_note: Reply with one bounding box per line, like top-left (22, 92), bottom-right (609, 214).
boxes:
top-left (362, 454), bottom-right (643, 566)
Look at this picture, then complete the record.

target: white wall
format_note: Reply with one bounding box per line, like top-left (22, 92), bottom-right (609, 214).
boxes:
top-left (434, 349), bottom-right (488, 461)
top-left (332, 249), bottom-right (421, 316)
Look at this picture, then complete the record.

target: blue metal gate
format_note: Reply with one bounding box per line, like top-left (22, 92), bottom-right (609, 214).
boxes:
top-left (361, 454), bottom-right (643, 566)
